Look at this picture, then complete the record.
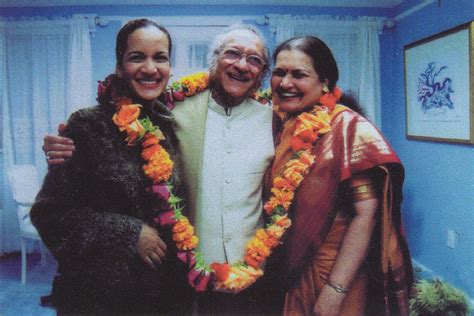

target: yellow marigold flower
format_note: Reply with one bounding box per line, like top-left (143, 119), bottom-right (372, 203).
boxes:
top-left (246, 237), bottom-right (271, 258)
top-left (273, 176), bottom-right (295, 191)
top-left (173, 218), bottom-right (191, 233)
top-left (173, 225), bottom-right (194, 242)
top-left (177, 235), bottom-right (198, 251)
top-left (254, 228), bottom-right (268, 241)
top-left (284, 159), bottom-right (307, 172)
top-left (255, 228), bottom-right (279, 248)
top-left (298, 150), bottom-right (315, 166)
top-left (313, 118), bottom-right (331, 135)
top-left (143, 160), bottom-right (173, 183)
top-left (294, 110), bottom-right (332, 140)
top-left (294, 113), bottom-right (318, 135)
top-left (146, 147), bottom-right (173, 168)
top-left (283, 170), bottom-right (305, 188)
top-left (270, 188), bottom-right (294, 211)
top-left (177, 72), bottom-right (210, 97)
top-left (186, 235), bottom-right (199, 248)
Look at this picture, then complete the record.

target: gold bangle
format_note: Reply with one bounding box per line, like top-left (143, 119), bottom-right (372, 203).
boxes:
top-left (326, 281), bottom-right (350, 294)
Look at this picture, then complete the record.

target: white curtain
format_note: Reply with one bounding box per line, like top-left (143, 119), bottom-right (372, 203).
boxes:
top-left (268, 15), bottom-right (383, 126)
top-left (0, 17), bottom-right (92, 254)
top-left (166, 26), bottom-right (228, 80)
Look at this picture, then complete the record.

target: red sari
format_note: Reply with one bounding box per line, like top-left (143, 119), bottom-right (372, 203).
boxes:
top-left (267, 105), bottom-right (413, 315)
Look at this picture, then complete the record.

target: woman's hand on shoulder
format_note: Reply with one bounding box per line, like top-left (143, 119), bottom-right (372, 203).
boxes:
top-left (137, 224), bottom-right (168, 270)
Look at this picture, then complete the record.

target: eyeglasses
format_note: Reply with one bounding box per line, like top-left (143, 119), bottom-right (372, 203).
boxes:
top-left (221, 48), bottom-right (266, 72)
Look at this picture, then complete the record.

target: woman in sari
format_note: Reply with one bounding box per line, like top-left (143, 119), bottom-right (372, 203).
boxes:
top-left (266, 36), bottom-right (413, 316)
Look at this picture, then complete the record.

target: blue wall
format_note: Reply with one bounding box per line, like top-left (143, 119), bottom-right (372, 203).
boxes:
top-left (381, 0), bottom-right (474, 299)
top-left (2, 0), bottom-right (473, 300)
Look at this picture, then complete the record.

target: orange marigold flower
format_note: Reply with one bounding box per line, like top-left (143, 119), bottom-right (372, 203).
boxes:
top-left (264, 236), bottom-right (280, 249)
top-left (254, 228), bottom-right (268, 241)
top-left (297, 129), bottom-right (318, 143)
top-left (246, 237), bottom-right (271, 258)
top-left (283, 161), bottom-right (308, 185)
top-left (274, 215), bottom-right (292, 228)
top-left (244, 255), bottom-right (261, 269)
top-left (270, 188), bottom-right (294, 211)
top-left (173, 218), bottom-right (191, 233)
top-left (173, 225), bottom-right (194, 242)
top-left (245, 252), bottom-right (265, 269)
top-left (294, 110), bottom-right (332, 141)
top-left (143, 160), bottom-right (173, 183)
top-left (125, 131), bottom-right (139, 145)
top-left (211, 263), bottom-right (231, 282)
top-left (177, 235), bottom-right (198, 251)
top-left (142, 144), bottom-right (165, 161)
top-left (313, 114), bottom-right (332, 135)
top-left (255, 228), bottom-right (279, 248)
top-left (295, 112), bottom-right (318, 132)
top-left (144, 147), bottom-right (173, 173)
top-left (264, 197), bottom-right (279, 215)
top-left (185, 84), bottom-right (196, 96)
top-left (142, 133), bottom-right (160, 148)
top-left (291, 136), bottom-right (312, 152)
top-left (285, 171), bottom-right (305, 188)
top-left (273, 176), bottom-right (295, 191)
top-left (245, 248), bottom-right (265, 262)
top-left (298, 150), bottom-right (315, 166)
top-left (285, 159), bottom-right (307, 172)
top-left (112, 104), bottom-right (141, 128)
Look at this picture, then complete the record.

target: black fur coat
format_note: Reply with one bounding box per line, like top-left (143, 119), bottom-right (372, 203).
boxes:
top-left (31, 100), bottom-right (191, 314)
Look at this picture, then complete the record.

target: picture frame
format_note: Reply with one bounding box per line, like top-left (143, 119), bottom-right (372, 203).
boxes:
top-left (404, 21), bottom-right (474, 144)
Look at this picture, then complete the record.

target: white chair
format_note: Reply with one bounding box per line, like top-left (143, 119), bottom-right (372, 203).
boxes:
top-left (7, 164), bottom-right (47, 284)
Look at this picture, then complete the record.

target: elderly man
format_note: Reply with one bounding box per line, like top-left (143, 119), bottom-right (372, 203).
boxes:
top-left (43, 25), bottom-right (277, 314)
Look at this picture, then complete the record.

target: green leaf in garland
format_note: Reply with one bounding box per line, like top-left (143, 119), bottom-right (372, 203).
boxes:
top-left (194, 251), bottom-right (212, 273)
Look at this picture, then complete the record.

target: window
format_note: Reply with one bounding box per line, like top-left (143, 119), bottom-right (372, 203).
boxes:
top-left (167, 26), bottom-right (226, 79)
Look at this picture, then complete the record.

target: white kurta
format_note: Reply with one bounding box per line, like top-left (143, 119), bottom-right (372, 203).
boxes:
top-left (196, 96), bottom-right (274, 264)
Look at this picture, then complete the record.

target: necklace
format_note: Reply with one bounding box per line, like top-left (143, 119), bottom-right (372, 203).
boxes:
top-left (104, 72), bottom-right (341, 292)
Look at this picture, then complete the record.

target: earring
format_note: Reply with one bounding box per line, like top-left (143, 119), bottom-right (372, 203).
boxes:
top-left (322, 84), bottom-right (329, 93)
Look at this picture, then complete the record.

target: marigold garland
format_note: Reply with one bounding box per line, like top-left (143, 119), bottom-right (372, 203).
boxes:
top-left (169, 72), bottom-right (210, 100)
top-left (104, 72), bottom-right (341, 293)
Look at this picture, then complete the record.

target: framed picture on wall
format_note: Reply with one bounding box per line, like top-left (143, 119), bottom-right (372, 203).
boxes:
top-left (404, 21), bottom-right (473, 144)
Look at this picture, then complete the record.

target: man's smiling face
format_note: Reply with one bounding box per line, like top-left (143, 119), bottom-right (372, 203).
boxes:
top-left (210, 29), bottom-right (266, 106)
